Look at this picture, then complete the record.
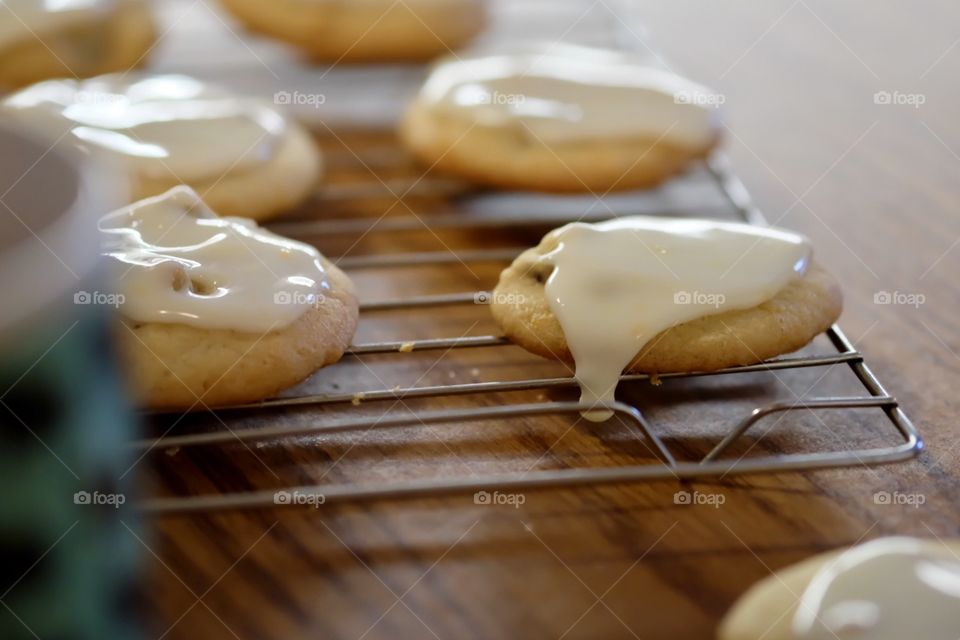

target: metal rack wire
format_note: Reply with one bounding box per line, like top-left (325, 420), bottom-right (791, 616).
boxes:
top-left (136, 154), bottom-right (922, 515)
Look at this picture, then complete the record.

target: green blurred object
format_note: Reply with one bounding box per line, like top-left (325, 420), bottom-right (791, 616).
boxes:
top-left (0, 123), bottom-right (140, 640)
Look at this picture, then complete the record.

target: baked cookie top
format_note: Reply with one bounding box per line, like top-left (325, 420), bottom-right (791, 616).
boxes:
top-left (2, 74), bottom-right (288, 184)
top-left (0, 0), bottom-right (135, 48)
top-left (415, 44), bottom-right (722, 148)
top-left (100, 186), bottom-right (332, 333)
top-left (720, 537), bottom-right (960, 640)
top-left (491, 216), bottom-right (842, 420)
top-left (289, 0), bottom-right (474, 6)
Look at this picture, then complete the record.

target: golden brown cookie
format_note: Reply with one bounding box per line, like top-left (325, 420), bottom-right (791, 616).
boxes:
top-left (491, 232), bottom-right (842, 374)
top-left (4, 74), bottom-right (323, 222)
top-left (400, 102), bottom-right (720, 193)
top-left (0, 0), bottom-right (156, 91)
top-left (218, 0), bottom-right (488, 62)
top-left (118, 258), bottom-right (358, 411)
top-left (136, 122), bottom-right (322, 223)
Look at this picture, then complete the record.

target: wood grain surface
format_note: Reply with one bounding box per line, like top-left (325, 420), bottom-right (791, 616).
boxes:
top-left (138, 2), bottom-right (960, 639)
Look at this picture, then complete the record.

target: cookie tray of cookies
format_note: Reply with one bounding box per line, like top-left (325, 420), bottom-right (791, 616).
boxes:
top-left (134, 151), bottom-right (921, 515)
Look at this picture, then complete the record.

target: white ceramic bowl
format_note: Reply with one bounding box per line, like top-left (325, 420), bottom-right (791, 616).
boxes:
top-left (0, 119), bottom-right (127, 338)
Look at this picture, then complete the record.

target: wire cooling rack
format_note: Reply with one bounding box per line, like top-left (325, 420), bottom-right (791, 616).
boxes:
top-left (135, 152), bottom-right (922, 515)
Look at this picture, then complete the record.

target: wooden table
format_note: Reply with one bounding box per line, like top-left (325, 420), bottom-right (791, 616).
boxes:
top-left (141, 2), bottom-right (960, 638)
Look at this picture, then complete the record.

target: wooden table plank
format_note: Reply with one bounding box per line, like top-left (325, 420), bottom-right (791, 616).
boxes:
top-left (138, 1), bottom-right (960, 639)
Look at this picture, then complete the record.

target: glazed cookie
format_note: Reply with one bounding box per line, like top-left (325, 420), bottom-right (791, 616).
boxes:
top-left (218, 0), bottom-right (488, 62)
top-left (3, 74), bottom-right (321, 221)
top-left (100, 187), bottom-right (358, 410)
top-left (0, 0), bottom-right (156, 90)
top-left (400, 45), bottom-right (723, 193)
top-left (719, 537), bottom-right (960, 640)
top-left (491, 216), bottom-right (842, 419)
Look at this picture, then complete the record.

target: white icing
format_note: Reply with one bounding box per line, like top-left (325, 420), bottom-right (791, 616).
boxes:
top-left (0, 0), bottom-right (116, 49)
top-left (419, 44), bottom-right (722, 147)
top-left (3, 74), bottom-right (286, 183)
top-left (538, 216), bottom-right (810, 420)
top-left (794, 537), bottom-right (960, 640)
top-left (100, 186), bottom-right (329, 333)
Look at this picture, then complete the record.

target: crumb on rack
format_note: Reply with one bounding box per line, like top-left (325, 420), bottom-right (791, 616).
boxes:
top-left (165, 447), bottom-right (180, 457)
top-left (650, 374), bottom-right (662, 386)
top-left (351, 392), bottom-right (366, 406)
top-left (398, 342), bottom-right (415, 353)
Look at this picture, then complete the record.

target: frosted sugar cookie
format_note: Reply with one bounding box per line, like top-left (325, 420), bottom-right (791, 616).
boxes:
top-left (400, 45), bottom-right (723, 192)
top-left (3, 74), bottom-right (322, 221)
top-left (491, 216), bottom-right (842, 420)
top-left (719, 537), bottom-right (960, 640)
top-left (218, 0), bottom-right (488, 62)
top-left (0, 0), bottom-right (155, 90)
top-left (101, 187), bottom-right (358, 410)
